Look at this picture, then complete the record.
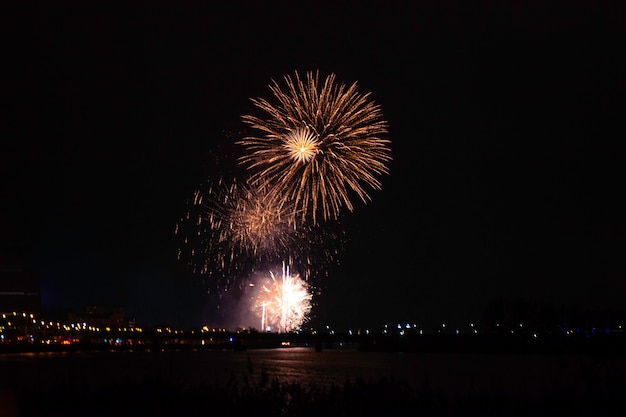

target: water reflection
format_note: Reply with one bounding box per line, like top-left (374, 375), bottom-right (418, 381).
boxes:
top-left (2, 346), bottom-right (625, 400)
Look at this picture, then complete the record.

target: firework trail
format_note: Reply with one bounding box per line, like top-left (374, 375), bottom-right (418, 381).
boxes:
top-left (175, 175), bottom-right (345, 295)
top-left (238, 70), bottom-right (392, 224)
top-left (255, 262), bottom-right (312, 333)
top-left (176, 71), bottom-right (390, 323)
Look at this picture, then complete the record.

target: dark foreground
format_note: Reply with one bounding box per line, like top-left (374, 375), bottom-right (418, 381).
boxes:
top-left (2, 346), bottom-right (625, 417)
top-left (2, 371), bottom-right (624, 417)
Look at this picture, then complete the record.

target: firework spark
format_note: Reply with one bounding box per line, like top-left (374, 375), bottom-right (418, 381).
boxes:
top-left (175, 176), bottom-right (345, 294)
top-left (238, 70), bottom-right (392, 224)
top-left (255, 263), bottom-right (312, 333)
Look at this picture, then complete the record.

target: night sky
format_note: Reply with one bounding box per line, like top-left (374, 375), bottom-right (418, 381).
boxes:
top-left (4, 1), bottom-right (624, 330)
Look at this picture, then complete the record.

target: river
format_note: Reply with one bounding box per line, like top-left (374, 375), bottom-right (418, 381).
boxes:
top-left (1, 347), bottom-right (624, 416)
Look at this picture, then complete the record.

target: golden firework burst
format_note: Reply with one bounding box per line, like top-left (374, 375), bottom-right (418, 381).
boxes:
top-left (284, 128), bottom-right (319, 164)
top-left (239, 70), bottom-right (391, 224)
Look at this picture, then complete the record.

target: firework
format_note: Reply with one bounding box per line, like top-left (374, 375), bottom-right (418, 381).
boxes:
top-left (175, 175), bottom-right (345, 294)
top-left (238, 70), bottom-right (392, 224)
top-left (254, 263), bottom-right (312, 333)
top-left (176, 176), bottom-right (297, 292)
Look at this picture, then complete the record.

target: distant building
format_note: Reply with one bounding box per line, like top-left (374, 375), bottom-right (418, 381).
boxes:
top-left (68, 305), bottom-right (126, 328)
top-left (0, 268), bottom-right (41, 314)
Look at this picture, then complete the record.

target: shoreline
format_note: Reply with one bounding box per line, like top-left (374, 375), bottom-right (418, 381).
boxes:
top-left (2, 331), bottom-right (625, 356)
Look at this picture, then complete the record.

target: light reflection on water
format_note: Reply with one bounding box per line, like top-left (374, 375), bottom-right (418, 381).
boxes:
top-left (239, 347), bottom-right (415, 388)
top-left (2, 347), bottom-right (623, 399)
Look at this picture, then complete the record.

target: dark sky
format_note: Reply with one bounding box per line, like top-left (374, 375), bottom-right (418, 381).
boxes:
top-left (3, 1), bottom-right (624, 330)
